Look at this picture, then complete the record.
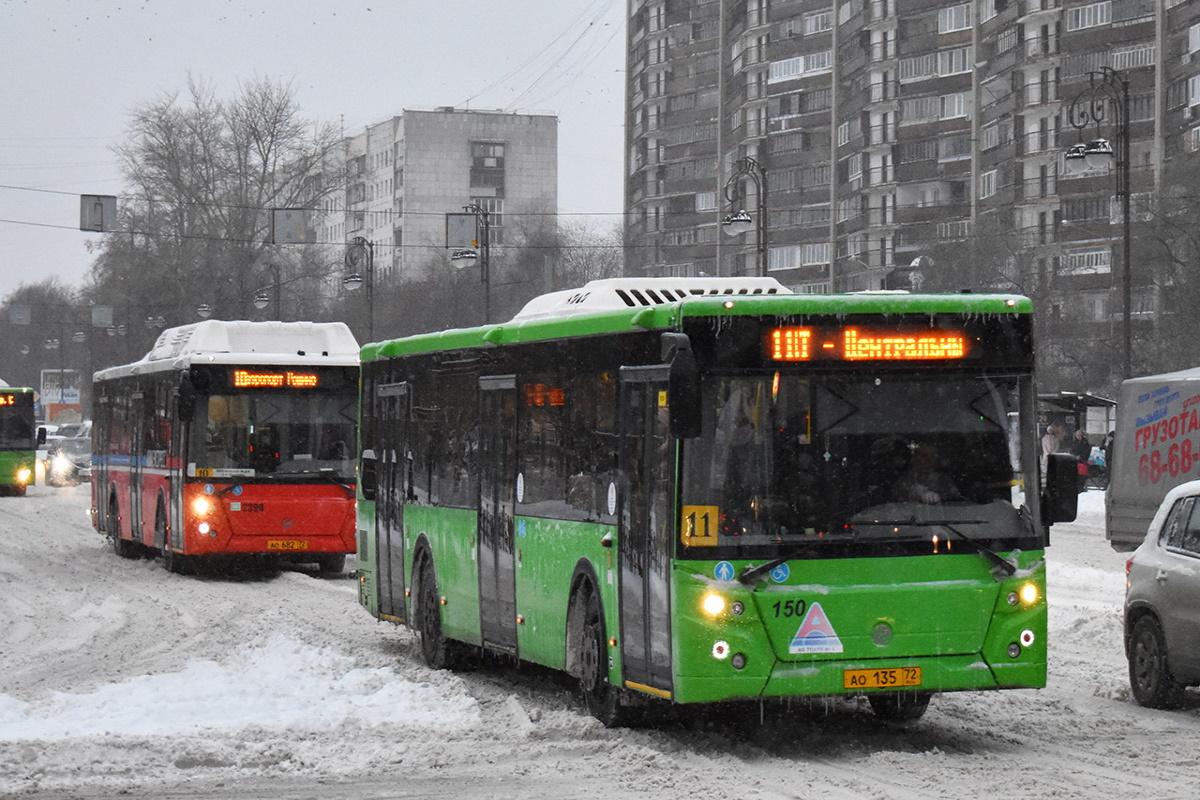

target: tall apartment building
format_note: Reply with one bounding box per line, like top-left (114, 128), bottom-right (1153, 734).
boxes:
top-left (317, 107), bottom-right (558, 285)
top-left (625, 0), bottom-right (1200, 385)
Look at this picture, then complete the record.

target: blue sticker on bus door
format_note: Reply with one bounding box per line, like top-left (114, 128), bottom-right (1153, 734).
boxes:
top-left (769, 562), bottom-right (790, 583)
top-left (714, 561), bottom-right (735, 582)
top-left (788, 602), bottom-right (844, 654)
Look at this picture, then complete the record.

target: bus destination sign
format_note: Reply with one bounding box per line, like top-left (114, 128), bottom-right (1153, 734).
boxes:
top-left (0, 393), bottom-right (15, 407)
top-left (231, 369), bottom-right (320, 389)
top-left (767, 326), bottom-right (968, 363)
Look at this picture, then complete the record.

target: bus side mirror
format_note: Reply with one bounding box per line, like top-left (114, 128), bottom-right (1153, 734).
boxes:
top-left (360, 448), bottom-right (377, 501)
top-left (663, 332), bottom-right (701, 439)
top-left (37, 427), bottom-right (47, 446)
top-left (178, 375), bottom-right (196, 422)
top-left (1042, 453), bottom-right (1079, 524)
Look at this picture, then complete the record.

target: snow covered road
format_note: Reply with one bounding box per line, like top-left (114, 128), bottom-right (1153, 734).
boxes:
top-left (2, 486), bottom-right (1199, 799)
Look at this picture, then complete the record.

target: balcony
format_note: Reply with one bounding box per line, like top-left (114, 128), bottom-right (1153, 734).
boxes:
top-left (865, 0), bottom-right (894, 25)
top-left (1018, 0), bottom-right (1061, 23)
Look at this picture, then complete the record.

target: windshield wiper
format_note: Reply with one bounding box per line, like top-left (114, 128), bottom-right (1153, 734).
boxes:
top-left (858, 519), bottom-right (1016, 576)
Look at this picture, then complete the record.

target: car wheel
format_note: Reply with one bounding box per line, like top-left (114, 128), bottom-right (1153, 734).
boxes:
top-left (1129, 615), bottom-right (1183, 709)
top-left (416, 557), bottom-right (464, 670)
top-left (868, 691), bottom-right (932, 722)
top-left (576, 584), bottom-right (637, 727)
top-left (109, 495), bottom-right (141, 559)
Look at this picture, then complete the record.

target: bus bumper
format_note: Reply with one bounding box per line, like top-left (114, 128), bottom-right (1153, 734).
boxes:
top-left (672, 653), bottom-right (1045, 704)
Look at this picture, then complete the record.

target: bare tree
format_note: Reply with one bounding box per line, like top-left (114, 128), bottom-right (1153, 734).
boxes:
top-left (86, 77), bottom-right (340, 328)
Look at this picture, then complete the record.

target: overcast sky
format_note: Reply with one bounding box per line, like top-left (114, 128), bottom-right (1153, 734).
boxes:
top-left (0, 0), bottom-right (626, 299)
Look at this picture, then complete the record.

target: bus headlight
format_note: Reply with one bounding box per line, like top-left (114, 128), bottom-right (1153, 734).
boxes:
top-left (15, 467), bottom-right (31, 485)
top-left (191, 496), bottom-right (212, 517)
top-left (701, 591), bottom-right (727, 618)
top-left (1018, 582), bottom-right (1039, 607)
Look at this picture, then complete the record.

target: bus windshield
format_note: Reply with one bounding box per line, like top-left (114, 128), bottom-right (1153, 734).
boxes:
top-left (189, 392), bottom-right (357, 480)
top-left (0, 400), bottom-right (35, 451)
top-left (681, 372), bottom-right (1039, 557)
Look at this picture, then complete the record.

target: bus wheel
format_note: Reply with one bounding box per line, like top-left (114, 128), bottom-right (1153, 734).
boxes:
top-left (109, 496), bottom-right (140, 560)
top-left (577, 586), bottom-right (635, 727)
top-left (868, 691), bottom-right (931, 723)
top-left (1129, 615), bottom-right (1183, 709)
top-left (317, 554), bottom-right (346, 575)
top-left (157, 506), bottom-right (188, 574)
top-left (416, 557), bottom-right (461, 670)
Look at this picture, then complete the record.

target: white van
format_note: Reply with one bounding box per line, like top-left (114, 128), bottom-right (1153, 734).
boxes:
top-left (1107, 367), bottom-right (1200, 550)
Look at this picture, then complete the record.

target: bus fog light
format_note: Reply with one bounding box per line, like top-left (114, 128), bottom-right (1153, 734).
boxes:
top-left (731, 652), bottom-right (747, 670)
top-left (1006, 591), bottom-right (1018, 607)
top-left (197, 521), bottom-right (211, 536)
top-left (701, 591), bottom-right (727, 618)
top-left (712, 640), bottom-right (730, 660)
top-left (1018, 582), bottom-right (1039, 606)
top-left (1007, 642), bottom-right (1021, 658)
top-left (731, 601), bottom-right (745, 616)
top-left (1020, 629), bottom-right (1036, 647)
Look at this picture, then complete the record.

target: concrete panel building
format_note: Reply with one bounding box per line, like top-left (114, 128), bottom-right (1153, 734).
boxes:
top-left (317, 108), bottom-right (558, 285)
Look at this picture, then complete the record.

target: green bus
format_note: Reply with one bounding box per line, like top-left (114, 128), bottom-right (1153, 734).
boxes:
top-left (355, 279), bottom-right (1080, 725)
top-left (0, 386), bottom-right (43, 496)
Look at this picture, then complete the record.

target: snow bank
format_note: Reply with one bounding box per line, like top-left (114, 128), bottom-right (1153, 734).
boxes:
top-left (0, 635), bottom-right (479, 741)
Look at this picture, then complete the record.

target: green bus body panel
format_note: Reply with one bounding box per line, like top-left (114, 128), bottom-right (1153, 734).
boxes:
top-left (669, 551), bottom-right (1046, 704)
top-left (513, 516), bottom-right (617, 672)
top-left (404, 505), bottom-right (481, 645)
top-left (360, 294), bottom-right (1033, 363)
top-left (0, 450), bottom-right (36, 488)
top-left (356, 499), bottom-right (378, 616)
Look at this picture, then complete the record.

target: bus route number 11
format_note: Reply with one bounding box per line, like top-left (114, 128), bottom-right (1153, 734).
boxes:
top-left (681, 505), bottom-right (719, 548)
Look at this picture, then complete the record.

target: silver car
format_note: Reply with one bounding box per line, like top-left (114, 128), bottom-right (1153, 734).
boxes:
top-left (1125, 479), bottom-right (1200, 707)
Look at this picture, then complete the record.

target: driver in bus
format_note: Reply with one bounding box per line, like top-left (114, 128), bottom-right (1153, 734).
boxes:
top-left (897, 443), bottom-right (962, 505)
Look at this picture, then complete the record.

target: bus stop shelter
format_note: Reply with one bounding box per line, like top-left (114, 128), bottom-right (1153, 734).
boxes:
top-left (1037, 391), bottom-right (1117, 441)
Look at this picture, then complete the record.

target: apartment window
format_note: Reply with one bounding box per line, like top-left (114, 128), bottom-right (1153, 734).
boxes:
top-left (1111, 43), bottom-right (1156, 71)
top-left (805, 51), bottom-right (832, 73)
top-left (899, 53), bottom-right (937, 81)
top-left (847, 152), bottom-right (863, 181)
top-left (938, 46), bottom-right (971, 76)
top-left (1076, 291), bottom-right (1110, 322)
top-left (981, 121), bottom-right (1000, 150)
top-left (1187, 126), bottom-right (1200, 153)
top-left (901, 95), bottom-right (940, 123)
top-left (1066, 2), bottom-right (1110, 32)
top-left (804, 10), bottom-right (833, 34)
top-left (1062, 247), bottom-right (1111, 275)
top-left (768, 51), bottom-right (832, 82)
top-left (1190, 74), bottom-right (1200, 107)
top-left (768, 243), bottom-right (831, 270)
top-left (938, 3), bottom-right (971, 33)
top-left (940, 92), bottom-right (968, 119)
top-left (979, 0), bottom-right (998, 23)
top-left (939, 132), bottom-right (971, 161)
top-left (471, 197), bottom-right (503, 244)
top-left (1190, 24), bottom-right (1200, 55)
top-left (980, 169), bottom-right (997, 199)
top-left (837, 121), bottom-right (850, 146)
top-left (937, 220), bottom-right (972, 240)
top-left (695, 191), bottom-right (717, 211)
top-left (997, 27), bottom-right (1018, 53)
top-left (770, 130), bottom-right (810, 153)
top-left (898, 139), bottom-right (937, 163)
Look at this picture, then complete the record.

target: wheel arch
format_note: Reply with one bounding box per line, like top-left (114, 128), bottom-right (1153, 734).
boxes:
top-left (1125, 602), bottom-right (1162, 657)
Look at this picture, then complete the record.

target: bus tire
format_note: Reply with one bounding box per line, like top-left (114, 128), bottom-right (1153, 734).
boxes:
top-left (108, 494), bottom-right (140, 560)
top-left (317, 554), bottom-right (346, 575)
top-left (416, 556), bottom-right (461, 670)
top-left (576, 583), bottom-right (636, 728)
top-left (1129, 615), bottom-right (1183, 709)
top-left (157, 504), bottom-right (188, 574)
top-left (868, 691), bottom-right (931, 723)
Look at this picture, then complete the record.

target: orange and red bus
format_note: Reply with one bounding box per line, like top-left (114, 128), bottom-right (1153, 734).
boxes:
top-left (91, 320), bottom-right (360, 574)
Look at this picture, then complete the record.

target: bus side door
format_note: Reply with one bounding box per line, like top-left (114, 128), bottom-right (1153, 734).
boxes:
top-left (617, 366), bottom-right (674, 696)
top-left (376, 381), bottom-right (409, 621)
top-left (129, 390), bottom-right (145, 542)
top-left (477, 375), bottom-right (519, 655)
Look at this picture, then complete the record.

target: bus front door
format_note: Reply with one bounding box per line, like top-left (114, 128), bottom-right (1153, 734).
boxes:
top-left (477, 376), bottom-right (518, 655)
top-left (376, 382), bottom-right (409, 622)
top-left (617, 367), bottom-right (674, 697)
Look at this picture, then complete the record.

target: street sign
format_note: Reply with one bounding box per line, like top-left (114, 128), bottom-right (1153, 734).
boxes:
top-left (80, 195), bottom-right (118, 232)
top-left (446, 213), bottom-right (478, 251)
top-left (270, 208), bottom-right (315, 244)
top-left (91, 305), bottom-right (113, 328)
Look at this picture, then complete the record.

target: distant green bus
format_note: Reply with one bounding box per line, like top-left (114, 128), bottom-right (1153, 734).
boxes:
top-left (0, 387), bottom-right (41, 496)
top-left (355, 279), bottom-right (1079, 725)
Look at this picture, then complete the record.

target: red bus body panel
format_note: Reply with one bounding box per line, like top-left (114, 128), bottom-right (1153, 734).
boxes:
top-left (181, 481), bottom-right (355, 556)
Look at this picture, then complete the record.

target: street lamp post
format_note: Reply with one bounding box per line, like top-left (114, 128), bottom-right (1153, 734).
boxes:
top-left (450, 203), bottom-right (492, 324)
top-left (1065, 66), bottom-right (1132, 379)
top-left (343, 236), bottom-right (375, 341)
top-left (252, 263), bottom-right (282, 319)
top-left (722, 156), bottom-right (768, 277)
